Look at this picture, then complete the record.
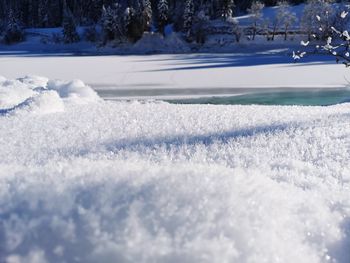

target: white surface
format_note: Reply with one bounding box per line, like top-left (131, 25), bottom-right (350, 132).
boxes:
top-left (0, 53), bottom-right (349, 97)
top-left (0, 76), bottom-right (350, 263)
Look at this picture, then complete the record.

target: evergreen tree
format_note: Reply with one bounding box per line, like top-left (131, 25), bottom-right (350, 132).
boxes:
top-left (101, 3), bottom-right (124, 43)
top-left (142, 0), bottom-right (152, 31)
top-left (62, 1), bottom-right (80, 43)
top-left (221, 0), bottom-right (235, 19)
top-left (183, 0), bottom-right (194, 38)
top-left (157, 0), bottom-right (169, 36)
top-left (3, 9), bottom-right (24, 44)
top-left (38, 0), bottom-right (49, 27)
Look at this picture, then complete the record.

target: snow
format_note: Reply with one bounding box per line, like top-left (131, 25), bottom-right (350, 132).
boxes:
top-left (0, 76), bottom-right (100, 115)
top-left (0, 53), bottom-right (348, 100)
top-left (0, 76), bottom-right (350, 262)
top-left (132, 32), bottom-right (190, 54)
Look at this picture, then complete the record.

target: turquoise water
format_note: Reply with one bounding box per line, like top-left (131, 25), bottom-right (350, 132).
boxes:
top-left (167, 89), bottom-right (350, 106)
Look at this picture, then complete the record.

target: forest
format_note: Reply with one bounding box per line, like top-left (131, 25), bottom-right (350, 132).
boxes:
top-left (0, 0), bottom-right (346, 45)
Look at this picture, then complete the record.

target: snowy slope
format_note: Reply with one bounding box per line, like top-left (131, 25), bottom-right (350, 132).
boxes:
top-left (1, 76), bottom-right (350, 263)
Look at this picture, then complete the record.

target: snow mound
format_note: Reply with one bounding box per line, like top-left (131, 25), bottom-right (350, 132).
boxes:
top-left (132, 32), bottom-right (190, 54)
top-left (0, 76), bottom-right (101, 115)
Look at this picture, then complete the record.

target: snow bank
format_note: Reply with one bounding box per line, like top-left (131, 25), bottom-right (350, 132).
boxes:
top-left (132, 32), bottom-right (190, 54)
top-left (1, 94), bottom-right (350, 262)
top-left (0, 76), bottom-right (101, 115)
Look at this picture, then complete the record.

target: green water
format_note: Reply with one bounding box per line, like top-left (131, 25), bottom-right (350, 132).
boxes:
top-left (167, 89), bottom-right (350, 106)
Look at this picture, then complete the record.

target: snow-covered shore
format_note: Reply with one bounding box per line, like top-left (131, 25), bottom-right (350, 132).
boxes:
top-left (0, 76), bottom-right (350, 262)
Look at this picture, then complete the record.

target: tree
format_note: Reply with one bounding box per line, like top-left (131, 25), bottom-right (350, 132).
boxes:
top-left (296, 4), bottom-right (350, 67)
top-left (227, 15), bottom-right (242, 42)
top-left (142, 0), bottom-right (153, 31)
top-left (183, 0), bottom-right (194, 38)
top-left (62, 1), bottom-right (80, 43)
top-left (276, 1), bottom-right (297, 41)
top-left (221, 0), bottom-right (235, 19)
top-left (124, 5), bottom-right (144, 42)
top-left (193, 10), bottom-right (209, 44)
top-left (38, 0), bottom-right (49, 27)
top-left (101, 4), bottom-right (124, 43)
top-left (3, 9), bottom-right (24, 44)
top-left (157, 0), bottom-right (169, 36)
top-left (248, 1), bottom-right (265, 40)
top-left (301, 0), bottom-right (334, 41)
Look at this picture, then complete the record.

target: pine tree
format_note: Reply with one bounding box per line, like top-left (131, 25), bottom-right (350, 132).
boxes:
top-left (183, 0), bottom-right (194, 38)
top-left (157, 0), bottom-right (169, 36)
top-left (38, 0), bottom-right (49, 27)
top-left (142, 0), bottom-right (152, 31)
top-left (221, 0), bottom-right (235, 19)
top-left (62, 1), bottom-right (80, 43)
top-left (101, 4), bottom-right (124, 43)
top-left (3, 9), bottom-right (24, 44)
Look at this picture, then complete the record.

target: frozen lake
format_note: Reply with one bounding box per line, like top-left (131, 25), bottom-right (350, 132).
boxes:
top-left (0, 53), bottom-right (349, 94)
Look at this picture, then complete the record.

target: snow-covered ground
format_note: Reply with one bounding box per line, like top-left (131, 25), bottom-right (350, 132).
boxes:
top-left (0, 52), bottom-right (349, 99)
top-left (0, 76), bottom-right (350, 263)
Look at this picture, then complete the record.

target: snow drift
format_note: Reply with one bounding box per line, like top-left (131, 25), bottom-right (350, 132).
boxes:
top-left (0, 76), bottom-right (100, 115)
top-left (0, 76), bottom-right (350, 263)
top-left (132, 32), bottom-right (190, 54)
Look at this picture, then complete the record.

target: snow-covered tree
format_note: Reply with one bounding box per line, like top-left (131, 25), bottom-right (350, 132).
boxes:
top-left (227, 15), bottom-right (242, 42)
top-left (62, 1), bottom-right (80, 43)
top-left (38, 0), bottom-right (49, 27)
top-left (157, 0), bottom-right (169, 36)
top-left (301, 0), bottom-right (334, 41)
top-left (296, 4), bottom-right (350, 66)
top-left (221, 0), bottom-right (235, 19)
top-left (248, 1), bottom-right (265, 40)
top-left (193, 10), bottom-right (209, 44)
top-left (142, 0), bottom-right (153, 31)
top-left (101, 4), bottom-right (124, 43)
top-left (3, 9), bottom-right (24, 44)
top-left (276, 1), bottom-right (297, 40)
top-left (333, 2), bottom-right (350, 36)
top-left (183, 0), bottom-right (194, 38)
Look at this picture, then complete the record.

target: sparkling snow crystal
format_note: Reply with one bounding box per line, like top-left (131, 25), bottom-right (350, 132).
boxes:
top-left (0, 76), bottom-right (350, 263)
